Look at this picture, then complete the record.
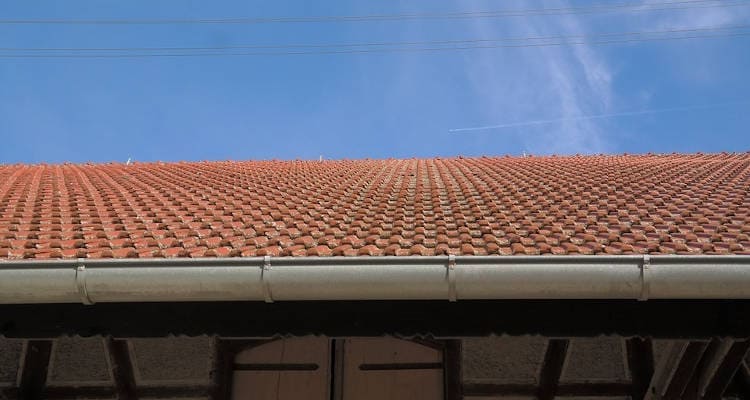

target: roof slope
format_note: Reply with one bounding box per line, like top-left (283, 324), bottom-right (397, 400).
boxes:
top-left (0, 154), bottom-right (748, 259)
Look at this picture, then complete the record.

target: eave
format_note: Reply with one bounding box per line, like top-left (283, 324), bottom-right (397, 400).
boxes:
top-left (1, 255), bottom-right (748, 304)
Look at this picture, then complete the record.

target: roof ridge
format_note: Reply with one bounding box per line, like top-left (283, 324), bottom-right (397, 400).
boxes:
top-left (3, 151), bottom-right (749, 167)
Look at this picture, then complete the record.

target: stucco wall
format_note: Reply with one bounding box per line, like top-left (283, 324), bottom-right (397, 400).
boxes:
top-left (0, 336), bottom-right (747, 399)
top-left (0, 336), bottom-right (211, 400)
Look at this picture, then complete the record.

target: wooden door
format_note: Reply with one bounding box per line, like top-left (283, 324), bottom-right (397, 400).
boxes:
top-left (231, 336), bottom-right (330, 400)
top-left (341, 337), bottom-right (444, 400)
top-left (230, 337), bottom-right (444, 400)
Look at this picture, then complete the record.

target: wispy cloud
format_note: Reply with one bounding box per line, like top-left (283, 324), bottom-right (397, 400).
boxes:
top-left (459, 0), bottom-right (615, 154)
top-left (450, 0), bottom-right (750, 154)
top-left (449, 100), bottom-right (746, 132)
top-left (638, 0), bottom-right (750, 29)
top-left (627, 0), bottom-right (750, 83)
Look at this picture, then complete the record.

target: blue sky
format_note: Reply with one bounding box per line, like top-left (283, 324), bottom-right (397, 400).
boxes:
top-left (1, 0), bottom-right (749, 163)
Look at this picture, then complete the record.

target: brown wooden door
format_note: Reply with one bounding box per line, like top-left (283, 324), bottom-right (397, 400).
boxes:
top-left (341, 338), bottom-right (444, 400)
top-left (230, 337), bottom-right (444, 400)
top-left (231, 336), bottom-right (330, 400)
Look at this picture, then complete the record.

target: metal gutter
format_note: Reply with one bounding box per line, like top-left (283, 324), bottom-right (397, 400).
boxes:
top-left (0, 255), bottom-right (748, 304)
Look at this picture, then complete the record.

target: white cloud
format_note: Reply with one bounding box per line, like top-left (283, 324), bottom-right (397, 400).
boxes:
top-left (459, 1), bottom-right (615, 155)
top-left (636, 0), bottom-right (750, 29)
top-left (625, 0), bottom-right (750, 84)
top-left (453, 0), bottom-right (749, 154)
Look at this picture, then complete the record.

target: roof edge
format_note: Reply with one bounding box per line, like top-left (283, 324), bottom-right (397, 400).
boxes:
top-left (1, 255), bottom-right (748, 304)
top-left (4, 151), bottom-right (749, 167)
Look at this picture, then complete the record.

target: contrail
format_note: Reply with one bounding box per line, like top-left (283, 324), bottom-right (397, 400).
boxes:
top-left (448, 101), bottom-right (746, 132)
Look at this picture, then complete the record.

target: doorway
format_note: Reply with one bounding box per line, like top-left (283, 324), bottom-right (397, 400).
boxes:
top-left (230, 337), bottom-right (445, 400)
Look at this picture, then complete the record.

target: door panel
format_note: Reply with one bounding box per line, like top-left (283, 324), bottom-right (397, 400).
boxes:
top-left (342, 337), bottom-right (444, 400)
top-left (229, 337), bottom-right (444, 400)
top-left (231, 336), bottom-right (330, 400)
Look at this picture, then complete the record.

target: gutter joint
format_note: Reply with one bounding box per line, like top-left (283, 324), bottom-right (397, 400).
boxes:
top-left (261, 255), bottom-right (274, 303)
top-left (75, 258), bottom-right (94, 305)
top-left (447, 254), bottom-right (457, 302)
top-left (639, 254), bottom-right (651, 301)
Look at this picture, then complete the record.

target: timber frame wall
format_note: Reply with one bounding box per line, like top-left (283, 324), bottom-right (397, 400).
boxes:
top-left (2, 337), bottom-right (749, 400)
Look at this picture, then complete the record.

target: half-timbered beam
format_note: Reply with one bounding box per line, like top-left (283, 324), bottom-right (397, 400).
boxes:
top-left (104, 338), bottom-right (137, 400)
top-left (698, 339), bottom-right (750, 399)
top-left (330, 338), bottom-right (344, 400)
top-left (645, 340), bottom-right (709, 400)
top-left (537, 339), bottom-right (569, 400)
top-left (18, 340), bottom-right (53, 400)
top-left (734, 361), bottom-right (750, 400)
top-left (208, 338), bottom-right (269, 400)
top-left (209, 338), bottom-right (235, 400)
top-left (443, 340), bottom-right (462, 400)
top-left (627, 337), bottom-right (655, 400)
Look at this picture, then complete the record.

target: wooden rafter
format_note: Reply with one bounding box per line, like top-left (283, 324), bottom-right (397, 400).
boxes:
top-left (643, 339), bottom-right (750, 400)
top-left (697, 339), bottom-right (750, 399)
top-left (208, 338), bottom-right (270, 400)
top-left (627, 337), bottom-right (655, 400)
top-left (209, 338), bottom-right (239, 400)
top-left (645, 340), bottom-right (709, 400)
top-left (734, 361), bottom-right (750, 399)
top-left (104, 337), bottom-right (138, 400)
top-left (18, 340), bottom-right (53, 400)
top-left (537, 339), bottom-right (570, 400)
top-left (443, 339), bottom-right (462, 400)
top-left (330, 338), bottom-right (345, 400)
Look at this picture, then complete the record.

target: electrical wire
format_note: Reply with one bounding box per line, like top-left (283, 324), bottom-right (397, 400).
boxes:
top-left (0, 0), bottom-right (747, 25)
top-left (449, 101), bottom-right (748, 132)
top-left (2, 24), bottom-right (747, 52)
top-left (0, 29), bottom-right (747, 58)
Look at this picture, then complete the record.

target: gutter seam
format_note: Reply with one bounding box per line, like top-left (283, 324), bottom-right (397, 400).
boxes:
top-left (74, 258), bottom-right (94, 305)
top-left (261, 255), bottom-right (274, 303)
top-left (447, 254), bottom-right (457, 302)
top-left (639, 254), bottom-right (651, 302)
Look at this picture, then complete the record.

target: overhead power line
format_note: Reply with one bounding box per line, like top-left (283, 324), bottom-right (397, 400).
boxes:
top-left (2, 24), bottom-right (747, 52)
top-left (0, 0), bottom-right (748, 25)
top-left (449, 101), bottom-right (748, 132)
top-left (1, 25), bottom-right (747, 58)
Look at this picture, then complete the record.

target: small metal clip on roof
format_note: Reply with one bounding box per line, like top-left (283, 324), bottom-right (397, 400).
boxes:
top-left (639, 254), bottom-right (651, 301)
top-left (447, 254), bottom-right (457, 302)
top-left (261, 255), bottom-right (274, 303)
top-left (75, 258), bottom-right (94, 305)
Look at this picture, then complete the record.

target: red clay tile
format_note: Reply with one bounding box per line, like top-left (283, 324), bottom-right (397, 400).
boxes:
top-left (285, 245), bottom-right (308, 257)
top-left (240, 247), bottom-right (258, 257)
top-left (358, 245), bottom-right (383, 256)
top-left (308, 245), bottom-right (333, 257)
top-left (0, 154), bottom-right (748, 260)
top-left (163, 247), bottom-right (186, 258)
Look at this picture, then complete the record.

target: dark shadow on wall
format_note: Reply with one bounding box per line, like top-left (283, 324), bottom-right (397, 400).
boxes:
top-left (1, 300), bottom-right (748, 339)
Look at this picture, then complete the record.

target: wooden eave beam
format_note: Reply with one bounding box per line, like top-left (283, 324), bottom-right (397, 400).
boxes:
top-left (627, 337), bottom-right (655, 400)
top-left (645, 340), bottom-right (709, 400)
top-left (537, 339), bottom-right (570, 400)
top-left (698, 339), bottom-right (750, 400)
top-left (18, 340), bottom-right (53, 400)
top-left (105, 337), bottom-right (138, 400)
top-left (443, 339), bottom-right (462, 400)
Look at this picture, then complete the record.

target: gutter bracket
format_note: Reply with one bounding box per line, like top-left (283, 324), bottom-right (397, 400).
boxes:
top-left (447, 254), bottom-right (457, 302)
top-left (75, 258), bottom-right (94, 305)
top-left (639, 254), bottom-right (651, 301)
top-left (261, 255), bottom-right (274, 303)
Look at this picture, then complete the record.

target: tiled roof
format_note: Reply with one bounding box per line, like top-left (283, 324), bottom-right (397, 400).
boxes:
top-left (0, 153), bottom-right (748, 259)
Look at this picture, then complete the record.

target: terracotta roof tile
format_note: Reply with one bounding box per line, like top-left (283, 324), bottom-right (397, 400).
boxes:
top-left (0, 154), bottom-right (748, 259)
